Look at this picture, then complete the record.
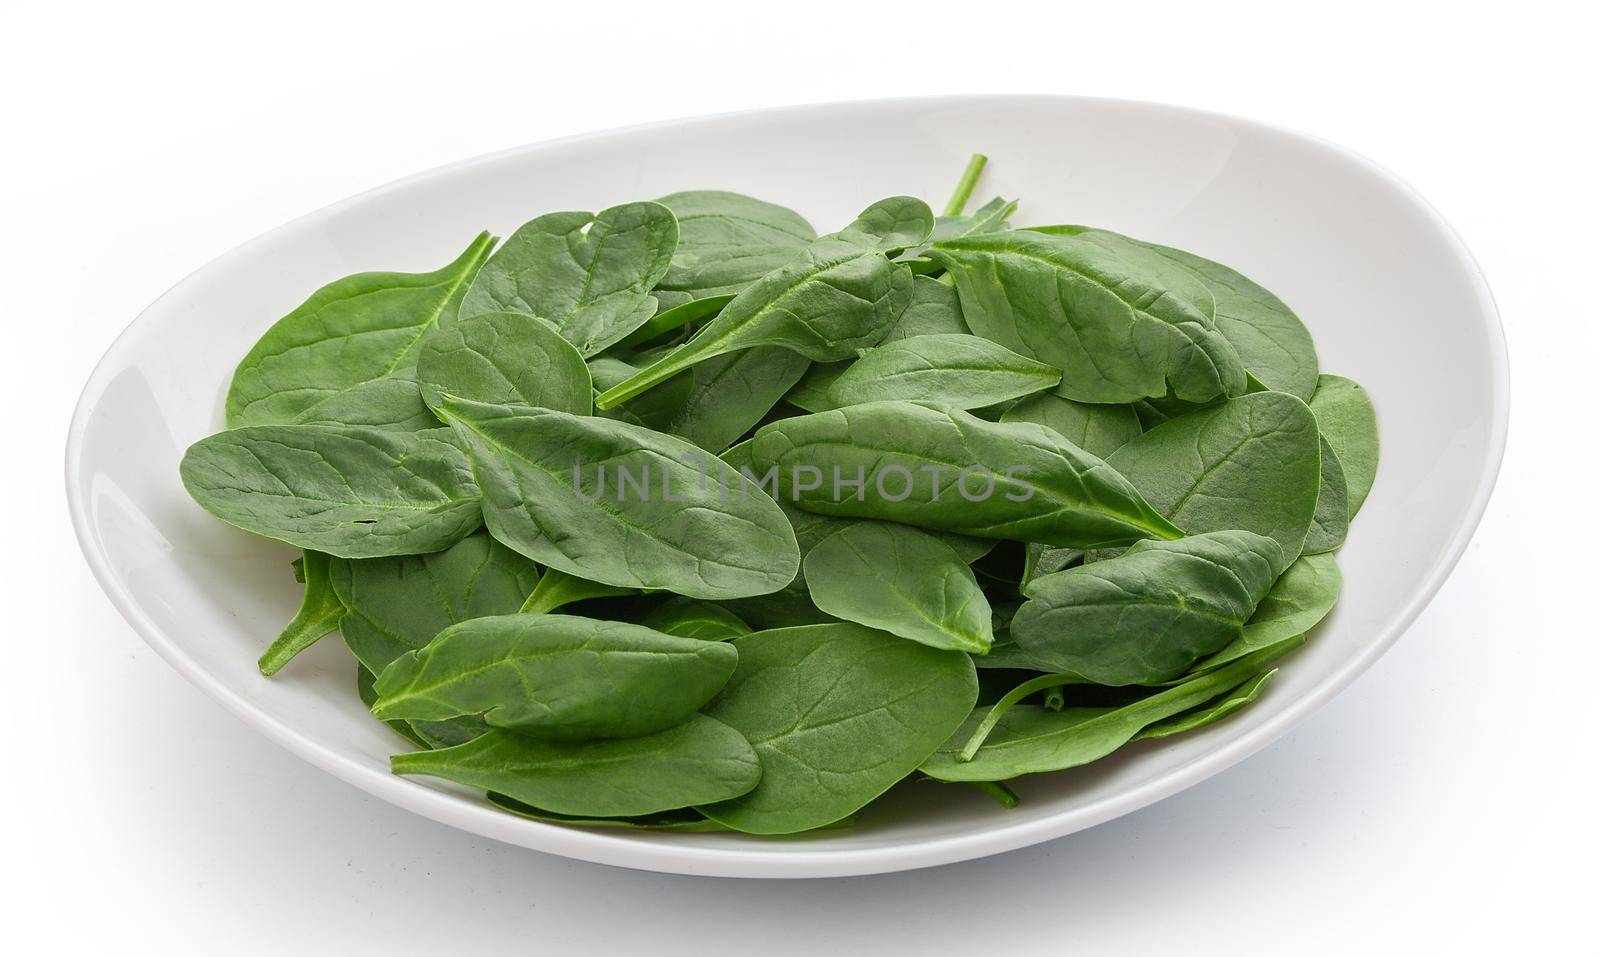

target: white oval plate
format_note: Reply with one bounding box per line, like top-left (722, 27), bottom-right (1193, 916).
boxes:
top-left (66, 95), bottom-right (1507, 878)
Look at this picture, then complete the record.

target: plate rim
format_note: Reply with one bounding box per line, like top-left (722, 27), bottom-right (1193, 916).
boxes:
top-left (64, 93), bottom-right (1510, 879)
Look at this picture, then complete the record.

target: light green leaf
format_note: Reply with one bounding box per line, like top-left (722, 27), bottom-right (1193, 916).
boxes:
top-left (226, 234), bottom-right (494, 428)
top-left (803, 522), bottom-right (993, 653)
top-left (460, 203), bottom-right (678, 356)
top-left (417, 311), bottom-right (591, 414)
top-left (1309, 374), bottom-right (1379, 517)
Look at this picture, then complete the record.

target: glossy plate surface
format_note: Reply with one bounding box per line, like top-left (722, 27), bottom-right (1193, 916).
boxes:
top-left (66, 95), bottom-right (1507, 878)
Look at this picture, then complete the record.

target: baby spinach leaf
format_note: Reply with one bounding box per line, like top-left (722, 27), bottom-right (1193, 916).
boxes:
top-left (999, 392), bottom-right (1142, 459)
top-left (1189, 552), bottom-right (1340, 676)
top-left (640, 597), bottom-right (752, 641)
top-left (486, 792), bottom-right (731, 832)
top-left (655, 346), bottom-right (812, 453)
top-left (880, 275), bottom-right (969, 341)
top-left (290, 373), bottom-right (437, 432)
top-left (928, 230), bottom-right (1246, 403)
top-left (616, 294), bottom-right (735, 350)
top-left (747, 400), bottom-right (1183, 548)
top-left (593, 198), bottom-right (932, 409)
top-left (257, 550), bottom-right (345, 676)
top-left (391, 715), bottom-right (761, 818)
top-left (1304, 435), bottom-right (1350, 554)
top-left (357, 664), bottom-right (430, 747)
top-left (180, 425), bottom-right (482, 559)
top-left (824, 334), bottom-right (1060, 410)
top-left (1135, 669), bottom-right (1276, 740)
top-left (699, 622), bottom-right (977, 834)
top-left (356, 663), bottom-right (486, 749)
top-left (1144, 243), bottom-right (1320, 401)
top-left (226, 233), bottom-right (495, 428)
top-left (416, 311), bottom-right (591, 414)
top-left (1027, 225), bottom-right (1218, 322)
top-left (803, 522), bottom-right (993, 653)
top-left (920, 641), bottom-right (1298, 781)
top-left (372, 613), bottom-right (738, 739)
top-left (330, 531), bottom-right (538, 674)
top-left (519, 568), bottom-right (636, 614)
top-left (653, 191), bottom-right (816, 307)
top-left (783, 360), bottom-right (851, 413)
top-left (459, 203), bottom-right (678, 356)
top-left (1011, 530), bottom-right (1284, 685)
top-left (1106, 391), bottom-right (1322, 571)
top-left (438, 397), bottom-right (800, 598)
top-left (1308, 374), bottom-right (1379, 517)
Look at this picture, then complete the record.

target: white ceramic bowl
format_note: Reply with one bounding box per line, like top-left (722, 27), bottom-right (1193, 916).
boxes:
top-left (66, 95), bottom-right (1507, 878)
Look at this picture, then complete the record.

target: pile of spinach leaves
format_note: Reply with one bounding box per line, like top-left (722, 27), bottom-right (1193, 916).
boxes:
top-left (180, 155), bottom-right (1377, 834)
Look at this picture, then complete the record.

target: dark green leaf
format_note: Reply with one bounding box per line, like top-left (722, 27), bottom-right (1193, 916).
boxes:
top-left (438, 397), bottom-right (799, 598)
top-left (699, 622), bottom-right (977, 834)
top-left (372, 613), bottom-right (738, 739)
top-left (825, 334), bottom-right (1060, 410)
top-left (330, 531), bottom-right (538, 674)
top-left (929, 230), bottom-right (1245, 403)
top-left (179, 425), bottom-right (481, 558)
top-left (1012, 530), bottom-right (1283, 684)
top-left (391, 716), bottom-right (761, 818)
top-left (803, 522), bottom-right (993, 653)
top-left (747, 400), bottom-right (1183, 548)
top-left (1106, 392), bottom-right (1321, 571)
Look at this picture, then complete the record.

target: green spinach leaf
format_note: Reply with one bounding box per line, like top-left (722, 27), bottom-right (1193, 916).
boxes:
top-left (928, 230), bottom-right (1246, 403)
top-left (520, 568), bottom-right (636, 614)
top-left (1308, 373), bottom-right (1380, 517)
top-left (460, 203), bottom-right (677, 356)
top-left (226, 233), bottom-right (494, 427)
top-left (330, 530), bottom-right (538, 674)
top-left (1012, 530), bottom-right (1283, 684)
top-left (640, 597), bottom-right (753, 641)
top-left (920, 640), bottom-right (1299, 781)
top-left (372, 613), bottom-right (738, 739)
top-left (1187, 553), bottom-right (1340, 677)
top-left (803, 522), bottom-right (993, 653)
top-left (438, 397), bottom-right (800, 598)
top-left (1135, 669), bottom-right (1276, 740)
top-left (699, 622), bottom-right (977, 834)
top-left (1106, 391), bottom-right (1321, 571)
top-left (653, 191), bottom-right (816, 307)
top-left (1304, 434), bottom-right (1350, 554)
top-left (747, 400), bottom-right (1182, 548)
top-left (391, 715), bottom-right (760, 818)
top-left (593, 198), bottom-right (932, 408)
top-left (416, 311), bottom-right (591, 414)
top-left (999, 392), bottom-right (1142, 459)
top-left (180, 425), bottom-right (481, 558)
top-left (824, 334), bottom-right (1060, 410)
top-left (257, 550), bottom-right (345, 675)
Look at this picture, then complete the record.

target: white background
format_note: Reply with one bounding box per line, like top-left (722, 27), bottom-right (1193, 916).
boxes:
top-left (7, 1), bottom-right (1595, 952)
